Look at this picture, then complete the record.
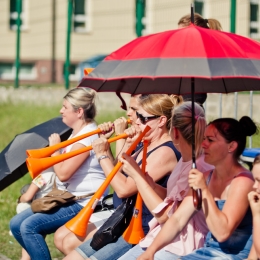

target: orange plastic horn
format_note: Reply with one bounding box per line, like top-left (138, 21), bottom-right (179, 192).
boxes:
top-left (26, 133), bottom-right (128, 179)
top-left (27, 119), bottom-right (132, 159)
top-left (65, 125), bottom-right (151, 237)
top-left (26, 129), bottom-right (102, 159)
top-left (84, 68), bottom-right (94, 75)
top-left (122, 140), bottom-right (148, 244)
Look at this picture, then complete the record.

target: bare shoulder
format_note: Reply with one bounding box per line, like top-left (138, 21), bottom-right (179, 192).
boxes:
top-left (147, 144), bottom-right (178, 162)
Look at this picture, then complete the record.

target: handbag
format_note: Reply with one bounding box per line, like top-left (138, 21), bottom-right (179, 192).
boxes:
top-left (90, 196), bottom-right (135, 250)
top-left (31, 182), bottom-right (94, 213)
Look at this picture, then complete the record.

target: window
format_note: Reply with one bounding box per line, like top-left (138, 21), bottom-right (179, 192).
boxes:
top-left (73, 0), bottom-right (92, 33)
top-left (250, 0), bottom-right (260, 39)
top-left (0, 63), bottom-right (36, 80)
top-left (135, 0), bottom-right (151, 36)
top-left (63, 63), bottom-right (80, 82)
top-left (9, 0), bottom-right (29, 31)
top-left (194, 0), bottom-right (204, 16)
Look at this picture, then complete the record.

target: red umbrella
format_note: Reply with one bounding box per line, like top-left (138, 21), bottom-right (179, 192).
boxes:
top-left (79, 25), bottom-right (260, 94)
top-left (78, 20), bottom-right (260, 210)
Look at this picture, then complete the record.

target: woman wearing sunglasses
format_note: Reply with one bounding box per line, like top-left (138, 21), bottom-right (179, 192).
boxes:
top-left (63, 94), bottom-right (182, 260)
top-left (118, 101), bottom-right (213, 260)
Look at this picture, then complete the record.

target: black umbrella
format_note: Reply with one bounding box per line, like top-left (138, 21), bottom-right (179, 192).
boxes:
top-left (0, 116), bottom-right (72, 191)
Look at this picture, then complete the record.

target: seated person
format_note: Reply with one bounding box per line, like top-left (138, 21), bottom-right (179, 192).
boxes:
top-left (136, 116), bottom-right (257, 260)
top-left (10, 87), bottom-right (108, 260)
top-left (62, 94), bottom-right (182, 260)
top-left (54, 94), bottom-right (142, 255)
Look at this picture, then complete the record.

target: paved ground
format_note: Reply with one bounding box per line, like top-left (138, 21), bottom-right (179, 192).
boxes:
top-left (0, 254), bottom-right (11, 260)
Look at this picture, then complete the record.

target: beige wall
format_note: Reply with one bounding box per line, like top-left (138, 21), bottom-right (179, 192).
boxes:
top-left (0, 0), bottom-right (256, 83)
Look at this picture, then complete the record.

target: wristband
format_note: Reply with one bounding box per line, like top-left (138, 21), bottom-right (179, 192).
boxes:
top-left (98, 155), bottom-right (109, 163)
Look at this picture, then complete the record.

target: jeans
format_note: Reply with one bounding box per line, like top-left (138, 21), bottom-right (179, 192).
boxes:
top-left (10, 202), bottom-right (82, 260)
top-left (76, 236), bottom-right (133, 260)
top-left (118, 244), bottom-right (180, 260)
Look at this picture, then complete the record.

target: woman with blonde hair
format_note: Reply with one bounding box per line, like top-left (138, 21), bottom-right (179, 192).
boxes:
top-left (63, 94), bottom-right (182, 260)
top-left (10, 87), bottom-right (108, 260)
top-left (118, 101), bottom-right (213, 260)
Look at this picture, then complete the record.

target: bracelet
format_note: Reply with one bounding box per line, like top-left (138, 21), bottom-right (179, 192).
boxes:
top-left (98, 155), bottom-right (109, 163)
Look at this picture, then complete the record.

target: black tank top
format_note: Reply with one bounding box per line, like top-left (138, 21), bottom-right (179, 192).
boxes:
top-left (113, 141), bottom-right (181, 236)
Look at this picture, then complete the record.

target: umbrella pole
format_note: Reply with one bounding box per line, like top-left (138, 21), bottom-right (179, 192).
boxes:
top-left (191, 78), bottom-right (202, 210)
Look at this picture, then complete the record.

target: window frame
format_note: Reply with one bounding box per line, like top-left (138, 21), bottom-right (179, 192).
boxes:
top-left (250, 0), bottom-right (260, 39)
top-left (73, 0), bottom-right (92, 34)
top-left (9, 0), bottom-right (29, 31)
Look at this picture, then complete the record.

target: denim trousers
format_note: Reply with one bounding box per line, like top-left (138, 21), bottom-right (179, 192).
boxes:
top-left (76, 236), bottom-right (133, 260)
top-left (10, 202), bottom-right (82, 260)
top-left (118, 244), bottom-right (180, 260)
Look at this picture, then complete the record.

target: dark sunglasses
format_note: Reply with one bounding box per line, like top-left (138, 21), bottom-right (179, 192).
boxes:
top-left (136, 111), bottom-right (160, 124)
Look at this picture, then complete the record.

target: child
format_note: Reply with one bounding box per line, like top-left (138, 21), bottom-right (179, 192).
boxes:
top-left (248, 154), bottom-right (260, 259)
top-left (15, 169), bottom-right (55, 260)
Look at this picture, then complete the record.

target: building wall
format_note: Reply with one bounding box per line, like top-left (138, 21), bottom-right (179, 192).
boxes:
top-left (0, 0), bottom-right (256, 84)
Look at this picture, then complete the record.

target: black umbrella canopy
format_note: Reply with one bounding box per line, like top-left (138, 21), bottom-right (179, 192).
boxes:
top-left (0, 116), bottom-right (72, 191)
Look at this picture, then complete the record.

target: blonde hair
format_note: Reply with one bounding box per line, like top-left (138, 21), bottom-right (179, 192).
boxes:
top-left (178, 13), bottom-right (222, 31)
top-left (171, 101), bottom-right (206, 157)
top-left (139, 94), bottom-right (183, 129)
top-left (63, 87), bottom-right (97, 122)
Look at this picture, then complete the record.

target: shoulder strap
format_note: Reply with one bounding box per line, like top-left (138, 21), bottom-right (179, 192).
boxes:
top-left (206, 170), bottom-right (214, 185)
top-left (75, 192), bottom-right (95, 200)
top-left (137, 141), bottom-right (174, 166)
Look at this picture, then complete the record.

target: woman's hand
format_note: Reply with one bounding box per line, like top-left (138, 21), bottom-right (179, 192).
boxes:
top-left (49, 133), bottom-right (61, 146)
top-left (137, 250), bottom-right (154, 260)
top-left (98, 122), bottom-right (114, 139)
top-left (92, 135), bottom-right (110, 158)
top-left (124, 125), bottom-right (141, 146)
top-left (248, 191), bottom-right (260, 217)
top-left (114, 117), bottom-right (128, 135)
top-left (188, 168), bottom-right (207, 191)
top-left (120, 153), bottom-right (143, 179)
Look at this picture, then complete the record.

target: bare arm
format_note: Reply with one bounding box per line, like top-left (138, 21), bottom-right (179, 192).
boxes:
top-left (92, 135), bottom-right (175, 202)
top-left (19, 183), bottom-right (39, 202)
top-left (50, 134), bottom-right (90, 182)
top-left (189, 169), bottom-right (254, 242)
top-left (137, 193), bottom-right (196, 260)
top-left (120, 147), bottom-right (177, 223)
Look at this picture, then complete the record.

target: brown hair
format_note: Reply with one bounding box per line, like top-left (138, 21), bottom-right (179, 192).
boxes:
top-left (171, 101), bottom-right (206, 157)
top-left (178, 13), bottom-right (222, 31)
top-left (139, 94), bottom-right (183, 130)
top-left (253, 154), bottom-right (260, 166)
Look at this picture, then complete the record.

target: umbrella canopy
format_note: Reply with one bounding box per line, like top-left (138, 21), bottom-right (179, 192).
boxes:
top-left (78, 24), bottom-right (260, 95)
top-left (78, 22), bottom-right (260, 210)
top-left (0, 116), bottom-right (72, 191)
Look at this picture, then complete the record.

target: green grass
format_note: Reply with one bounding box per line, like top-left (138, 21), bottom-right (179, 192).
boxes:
top-left (0, 99), bottom-right (124, 259)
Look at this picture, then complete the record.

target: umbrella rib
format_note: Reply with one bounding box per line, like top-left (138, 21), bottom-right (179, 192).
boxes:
top-left (222, 78), bottom-right (228, 94)
top-left (132, 78), bottom-right (143, 94)
top-left (178, 78), bottom-right (182, 95)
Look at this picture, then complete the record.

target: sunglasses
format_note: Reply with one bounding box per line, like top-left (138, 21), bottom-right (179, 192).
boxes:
top-left (136, 111), bottom-right (160, 124)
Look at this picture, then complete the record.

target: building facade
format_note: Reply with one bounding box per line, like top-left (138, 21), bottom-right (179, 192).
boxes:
top-left (0, 0), bottom-right (258, 84)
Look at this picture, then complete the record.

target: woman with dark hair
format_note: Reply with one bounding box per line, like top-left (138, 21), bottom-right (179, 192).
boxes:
top-left (137, 116), bottom-right (258, 260)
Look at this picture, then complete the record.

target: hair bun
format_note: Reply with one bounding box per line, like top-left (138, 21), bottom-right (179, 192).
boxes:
top-left (239, 116), bottom-right (258, 137)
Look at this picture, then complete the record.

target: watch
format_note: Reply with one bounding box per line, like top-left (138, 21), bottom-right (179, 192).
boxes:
top-left (98, 155), bottom-right (109, 163)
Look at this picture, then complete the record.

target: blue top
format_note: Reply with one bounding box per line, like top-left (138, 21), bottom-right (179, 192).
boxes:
top-left (113, 141), bottom-right (181, 236)
top-left (181, 172), bottom-right (253, 260)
